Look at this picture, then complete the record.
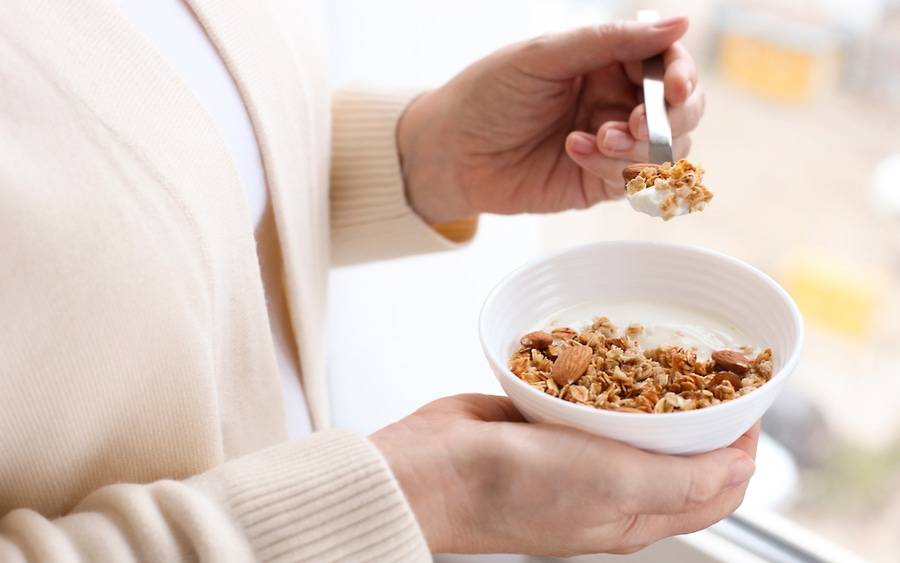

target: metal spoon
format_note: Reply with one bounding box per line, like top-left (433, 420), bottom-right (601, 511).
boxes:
top-left (620, 11), bottom-right (673, 182)
top-left (637, 9), bottom-right (674, 165)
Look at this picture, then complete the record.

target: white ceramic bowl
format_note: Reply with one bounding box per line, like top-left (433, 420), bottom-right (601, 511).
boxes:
top-left (479, 241), bottom-right (804, 455)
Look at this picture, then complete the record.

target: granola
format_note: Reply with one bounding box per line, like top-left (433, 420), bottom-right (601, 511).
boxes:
top-left (625, 159), bottom-right (713, 221)
top-left (509, 317), bottom-right (772, 413)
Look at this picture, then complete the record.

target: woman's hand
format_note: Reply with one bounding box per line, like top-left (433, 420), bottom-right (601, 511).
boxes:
top-left (371, 394), bottom-right (758, 555)
top-left (398, 17), bottom-right (704, 224)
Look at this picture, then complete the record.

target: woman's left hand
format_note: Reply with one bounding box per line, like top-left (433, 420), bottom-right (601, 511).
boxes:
top-left (398, 16), bottom-right (704, 224)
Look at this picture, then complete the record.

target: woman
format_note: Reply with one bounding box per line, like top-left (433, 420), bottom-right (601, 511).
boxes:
top-left (0, 1), bottom-right (756, 560)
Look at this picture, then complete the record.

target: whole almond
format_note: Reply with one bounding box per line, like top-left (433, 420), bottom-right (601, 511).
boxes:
top-left (623, 163), bottom-right (659, 181)
top-left (711, 350), bottom-right (751, 374)
top-left (520, 331), bottom-right (553, 350)
top-left (709, 371), bottom-right (743, 389)
top-left (551, 345), bottom-right (592, 386)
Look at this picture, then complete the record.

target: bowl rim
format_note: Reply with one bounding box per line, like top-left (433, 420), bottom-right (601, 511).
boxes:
top-left (478, 240), bottom-right (805, 420)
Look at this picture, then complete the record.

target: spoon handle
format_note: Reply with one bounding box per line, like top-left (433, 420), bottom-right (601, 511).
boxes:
top-left (637, 10), bottom-right (674, 164)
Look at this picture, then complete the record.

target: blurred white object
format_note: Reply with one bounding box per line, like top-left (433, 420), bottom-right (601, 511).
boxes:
top-left (479, 241), bottom-right (804, 455)
top-left (869, 153), bottom-right (900, 257)
top-left (870, 153), bottom-right (900, 219)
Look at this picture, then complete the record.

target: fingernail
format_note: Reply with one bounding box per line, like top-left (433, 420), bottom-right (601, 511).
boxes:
top-left (728, 458), bottom-right (756, 487)
top-left (568, 133), bottom-right (595, 156)
top-left (603, 129), bottom-right (634, 151)
top-left (654, 16), bottom-right (687, 30)
top-left (636, 122), bottom-right (648, 139)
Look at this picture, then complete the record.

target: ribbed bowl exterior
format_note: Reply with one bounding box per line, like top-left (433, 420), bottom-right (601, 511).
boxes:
top-left (479, 241), bottom-right (804, 455)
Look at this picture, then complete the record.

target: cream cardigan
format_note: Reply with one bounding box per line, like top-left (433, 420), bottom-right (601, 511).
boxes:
top-left (0, 0), bottom-right (462, 560)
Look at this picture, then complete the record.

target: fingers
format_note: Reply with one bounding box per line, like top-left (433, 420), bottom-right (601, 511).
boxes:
top-left (614, 446), bottom-right (756, 517)
top-left (620, 480), bottom-right (750, 551)
top-left (566, 125), bottom-right (691, 203)
top-left (624, 434), bottom-right (760, 547)
top-left (612, 430), bottom-right (760, 550)
top-left (628, 86), bottom-right (705, 140)
top-left (663, 42), bottom-right (697, 105)
top-left (565, 131), bottom-right (632, 203)
top-left (515, 18), bottom-right (689, 80)
top-left (596, 121), bottom-right (692, 162)
top-left (622, 42), bottom-right (696, 104)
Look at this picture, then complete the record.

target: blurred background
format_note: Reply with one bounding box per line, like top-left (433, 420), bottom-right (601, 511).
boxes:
top-left (318, 1), bottom-right (900, 561)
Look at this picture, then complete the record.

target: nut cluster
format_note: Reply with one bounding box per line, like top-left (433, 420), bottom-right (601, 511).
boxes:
top-left (509, 317), bottom-right (773, 413)
top-left (624, 159), bottom-right (713, 220)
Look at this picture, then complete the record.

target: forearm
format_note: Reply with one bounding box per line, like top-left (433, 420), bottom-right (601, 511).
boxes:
top-left (1, 431), bottom-right (430, 562)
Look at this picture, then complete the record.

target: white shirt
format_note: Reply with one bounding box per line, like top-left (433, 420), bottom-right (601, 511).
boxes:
top-left (116, 0), bottom-right (311, 437)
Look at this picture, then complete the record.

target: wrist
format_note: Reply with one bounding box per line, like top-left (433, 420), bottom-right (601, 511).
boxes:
top-left (397, 89), bottom-right (475, 224)
top-left (370, 421), bottom-right (456, 553)
top-left (371, 418), bottom-right (494, 554)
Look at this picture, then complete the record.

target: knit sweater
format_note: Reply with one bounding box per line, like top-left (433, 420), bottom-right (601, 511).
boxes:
top-left (0, 0), bottom-right (467, 560)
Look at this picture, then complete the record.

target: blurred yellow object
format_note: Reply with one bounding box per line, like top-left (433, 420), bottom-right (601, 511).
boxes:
top-left (781, 254), bottom-right (885, 336)
top-left (715, 7), bottom-right (842, 103)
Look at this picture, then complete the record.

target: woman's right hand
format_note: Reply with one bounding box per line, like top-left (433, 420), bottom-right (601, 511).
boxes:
top-left (371, 394), bottom-right (759, 556)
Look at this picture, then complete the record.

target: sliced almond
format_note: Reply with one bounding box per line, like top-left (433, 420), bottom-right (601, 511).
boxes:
top-left (623, 163), bottom-right (659, 181)
top-left (711, 350), bottom-right (751, 374)
top-left (520, 331), bottom-right (553, 350)
top-left (550, 344), bottom-right (592, 386)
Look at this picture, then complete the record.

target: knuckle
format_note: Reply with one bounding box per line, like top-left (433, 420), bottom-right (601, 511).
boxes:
top-left (523, 33), bottom-right (551, 52)
top-left (594, 21), bottom-right (625, 40)
top-left (683, 472), bottom-right (718, 507)
top-left (612, 516), bottom-right (650, 555)
top-left (517, 34), bottom-right (553, 59)
top-left (612, 474), bottom-right (646, 515)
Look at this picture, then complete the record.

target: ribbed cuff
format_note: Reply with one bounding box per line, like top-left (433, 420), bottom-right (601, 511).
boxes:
top-left (330, 88), bottom-right (474, 266)
top-left (211, 430), bottom-right (431, 562)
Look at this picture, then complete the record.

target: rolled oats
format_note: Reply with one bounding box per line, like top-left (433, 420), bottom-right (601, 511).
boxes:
top-left (509, 317), bottom-right (773, 413)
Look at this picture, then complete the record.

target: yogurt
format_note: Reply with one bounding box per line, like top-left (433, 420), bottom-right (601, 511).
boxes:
top-left (627, 186), bottom-right (692, 219)
top-left (539, 299), bottom-right (753, 360)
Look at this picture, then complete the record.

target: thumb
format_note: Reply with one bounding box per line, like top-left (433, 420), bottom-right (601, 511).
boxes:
top-left (618, 446), bottom-right (756, 516)
top-left (514, 17), bottom-right (688, 80)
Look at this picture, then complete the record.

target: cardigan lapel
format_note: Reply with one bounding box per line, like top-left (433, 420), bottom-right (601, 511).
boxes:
top-left (182, 0), bottom-right (332, 429)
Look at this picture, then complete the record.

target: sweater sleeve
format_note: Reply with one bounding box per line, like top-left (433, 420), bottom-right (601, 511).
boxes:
top-left (0, 431), bottom-right (431, 563)
top-left (329, 88), bottom-right (477, 267)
